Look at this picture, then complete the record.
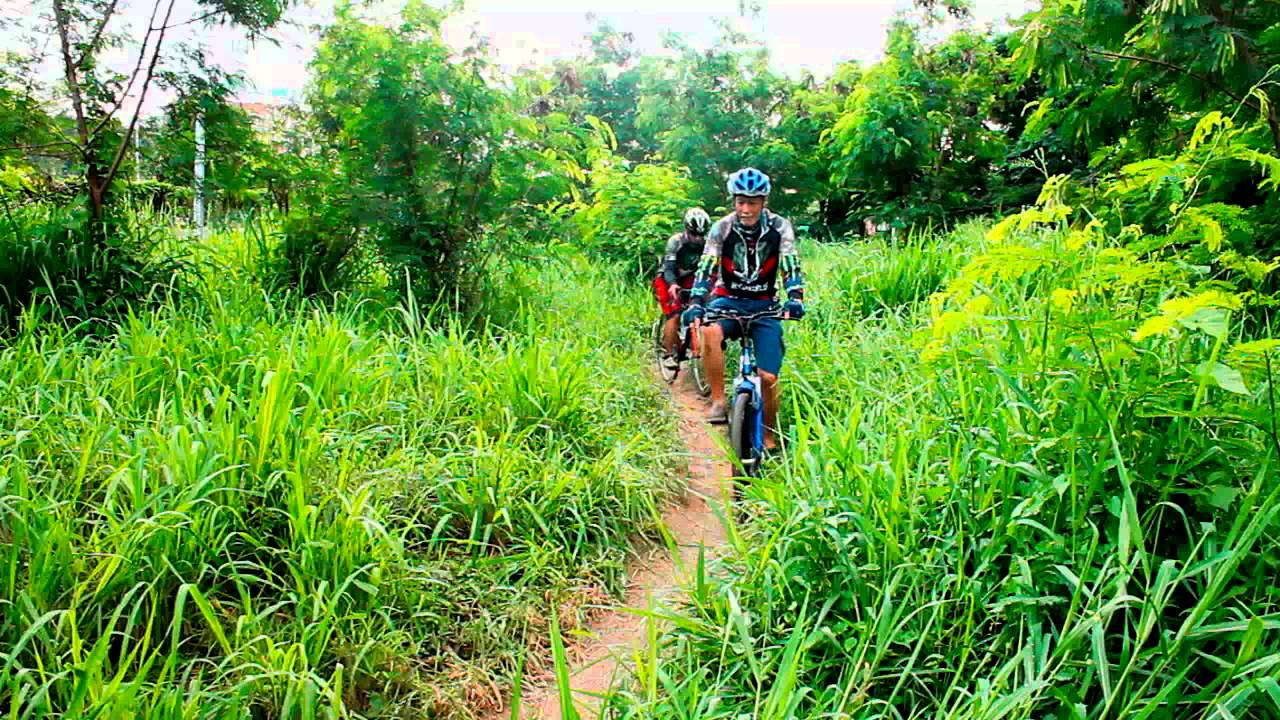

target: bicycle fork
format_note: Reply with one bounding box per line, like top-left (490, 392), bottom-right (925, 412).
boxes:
top-left (737, 343), bottom-right (765, 460)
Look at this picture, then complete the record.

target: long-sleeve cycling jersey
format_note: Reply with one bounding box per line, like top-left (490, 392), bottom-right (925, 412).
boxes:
top-left (690, 210), bottom-right (804, 304)
top-left (661, 231), bottom-right (706, 284)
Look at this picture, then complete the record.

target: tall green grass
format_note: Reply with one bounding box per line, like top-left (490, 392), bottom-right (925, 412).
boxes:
top-left (607, 220), bottom-right (1280, 718)
top-left (0, 224), bottom-right (681, 718)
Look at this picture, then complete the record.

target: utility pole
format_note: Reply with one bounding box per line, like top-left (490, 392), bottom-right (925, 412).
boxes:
top-left (193, 112), bottom-right (206, 237)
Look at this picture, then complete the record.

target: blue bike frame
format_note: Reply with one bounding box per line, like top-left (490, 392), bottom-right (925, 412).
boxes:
top-left (735, 332), bottom-right (765, 461)
top-left (704, 307), bottom-right (784, 472)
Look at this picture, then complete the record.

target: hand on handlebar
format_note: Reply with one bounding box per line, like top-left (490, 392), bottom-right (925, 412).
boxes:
top-left (681, 304), bottom-right (705, 328)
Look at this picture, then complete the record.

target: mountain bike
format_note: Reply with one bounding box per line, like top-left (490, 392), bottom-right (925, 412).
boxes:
top-left (650, 290), bottom-right (711, 396)
top-left (702, 306), bottom-right (786, 479)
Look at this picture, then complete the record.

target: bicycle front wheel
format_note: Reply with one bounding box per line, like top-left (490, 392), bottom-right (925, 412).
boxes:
top-left (730, 391), bottom-right (759, 478)
top-left (653, 316), bottom-right (677, 383)
top-left (687, 328), bottom-right (712, 397)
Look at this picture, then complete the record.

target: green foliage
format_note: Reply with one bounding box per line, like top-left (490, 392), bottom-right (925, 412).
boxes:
top-left (0, 202), bottom-right (185, 331)
top-left (766, 64), bottom-right (860, 229)
top-left (142, 74), bottom-right (273, 213)
top-left (824, 224), bottom-right (972, 317)
top-left (10, 4), bottom-right (1280, 718)
top-left (0, 221), bottom-right (679, 718)
top-left (263, 211), bottom-right (368, 297)
top-left (610, 201), bottom-right (1280, 718)
top-left (827, 22), bottom-right (1010, 226)
top-left (573, 158), bottom-right (699, 277)
top-left (1014, 0), bottom-right (1280, 162)
top-left (306, 1), bottom-right (599, 299)
top-left (554, 21), bottom-right (658, 161)
top-left (635, 27), bottom-right (793, 213)
top-left (307, 2), bottom-right (497, 296)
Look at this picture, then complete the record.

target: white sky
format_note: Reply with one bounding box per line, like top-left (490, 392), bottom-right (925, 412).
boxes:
top-left (4, 0), bottom-right (1037, 110)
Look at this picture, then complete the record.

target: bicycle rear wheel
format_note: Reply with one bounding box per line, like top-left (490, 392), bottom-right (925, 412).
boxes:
top-left (730, 391), bottom-right (759, 478)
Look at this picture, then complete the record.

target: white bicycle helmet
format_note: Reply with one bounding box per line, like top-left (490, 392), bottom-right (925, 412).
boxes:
top-left (684, 207), bottom-right (711, 235)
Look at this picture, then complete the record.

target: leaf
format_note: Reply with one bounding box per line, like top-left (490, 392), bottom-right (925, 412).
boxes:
top-left (1239, 616), bottom-right (1264, 665)
top-left (986, 215), bottom-right (1020, 242)
top-left (1180, 307), bottom-right (1230, 341)
top-left (1188, 111), bottom-right (1230, 150)
top-left (1234, 149), bottom-right (1280, 191)
top-left (1261, 677), bottom-right (1280, 712)
top-left (1205, 485), bottom-right (1239, 510)
top-left (1229, 339), bottom-right (1280, 357)
top-left (1134, 314), bottom-right (1177, 342)
top-left (1195, 361), bottom-right (1249, 395)
top-left (1022, 97), bottom-right (1056, 140)
top-left (1134, 291), bottom-right (1240, 342)
top-left (1185, 209), bottom-right (1224, 252)
top-left (1051, 288), bottom-right (1077, 313)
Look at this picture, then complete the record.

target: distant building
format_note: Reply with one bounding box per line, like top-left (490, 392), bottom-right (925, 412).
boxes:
top-left (236, 102), bottom-right (284, 136)
top-left (233, 100), bottom-right (301, 147)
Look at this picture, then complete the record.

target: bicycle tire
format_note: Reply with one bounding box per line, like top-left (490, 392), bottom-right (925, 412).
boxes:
top-left (653, 316), bottom-right (677, 383)
top-left (687, 328), bottom-right (712, 397)
top-left (730, 391), bottom-right (758, 478)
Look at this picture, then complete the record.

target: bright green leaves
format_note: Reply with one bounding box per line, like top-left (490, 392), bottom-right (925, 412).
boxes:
top-left (572, 159), bottom-right (697, 276)
top-left (1132, 289), bottom-right (1241, 342)
top-left (1195, 361), bottom-right (1250, 395)
top-left (1235, 149), bottom-right (1280, 191)
top-left (1181, 208), bottom-right (1225, 252)
top-left (1188, 111), bottom-right (1232, 151)
top-left (919, 240), bottom-right (1054, 362)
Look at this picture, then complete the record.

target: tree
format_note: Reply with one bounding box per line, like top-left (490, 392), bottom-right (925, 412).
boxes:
top-left (636, 24), bottom-right (791, 212)
top-left (143, 71), bottom-right (268, 213)
top-left (764, 63), bottom-right (860, 230)
top-left (1015, 0), bottom-right (1280, 158)
top-left (559, 21), bottom-right (659, 161)
top-left (306, 0), bottom-right (602, 296)
top-left (573, 157), bottom-right (698, 276)
top-left (43, 0), bottom-right (291, 234)
top-left (826, 21), bottom-right (1008, 226)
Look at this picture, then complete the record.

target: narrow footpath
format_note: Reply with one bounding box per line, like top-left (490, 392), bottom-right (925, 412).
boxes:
top-left (483, 374), bottom-right (733, 719)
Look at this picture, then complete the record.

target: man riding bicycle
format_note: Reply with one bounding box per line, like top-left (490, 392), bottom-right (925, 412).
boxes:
top-left (681, 168), bottom-right (805, 452)
top-left (654, 207), bottom-right (711, 373)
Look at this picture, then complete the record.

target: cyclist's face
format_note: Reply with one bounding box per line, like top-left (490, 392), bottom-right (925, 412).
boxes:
top-left (734, 196), bottom-right (765, 226)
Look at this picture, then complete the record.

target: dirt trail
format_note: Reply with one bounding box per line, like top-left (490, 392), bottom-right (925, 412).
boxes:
top-left (483, 376), bottom-right (732, 720)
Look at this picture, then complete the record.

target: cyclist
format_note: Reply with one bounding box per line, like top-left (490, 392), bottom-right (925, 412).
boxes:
top-left (681, 168), bottom-right (805, 452)
top-left (654, 207), bottom-right (712, 372)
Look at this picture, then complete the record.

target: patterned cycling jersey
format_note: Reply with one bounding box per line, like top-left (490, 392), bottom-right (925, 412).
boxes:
top-left (661, 231), bottom-right (706, 284)
top-left (691, 210), bottom-right (804, 303)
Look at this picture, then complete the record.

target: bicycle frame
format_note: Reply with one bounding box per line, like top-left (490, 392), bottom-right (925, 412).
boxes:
top-left (736, 333), bottom-right (765, 460)
top-left (703, 307), bottom-right (783, 470)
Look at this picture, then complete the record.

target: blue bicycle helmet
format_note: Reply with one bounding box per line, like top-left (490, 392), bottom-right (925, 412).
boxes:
top-left (726, 167), bottom-right (771, 197)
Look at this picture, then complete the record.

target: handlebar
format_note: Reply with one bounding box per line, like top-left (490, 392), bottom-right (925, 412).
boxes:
top-left (700, 306), bottom-right (788, 324)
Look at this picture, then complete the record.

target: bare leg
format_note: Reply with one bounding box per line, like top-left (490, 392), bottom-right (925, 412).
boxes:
top-left (702, 323), bottom-right (726, 407)
top-left (761, 370), bottom-right (780, 449)
top-left (663, 314), bottom-right (680, 355)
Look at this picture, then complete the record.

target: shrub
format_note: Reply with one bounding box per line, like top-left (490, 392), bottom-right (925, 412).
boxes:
top-left (0, 203), bottom-right (184, 331)
top-left (263, 210), bottom-right (367, 297)
top-left (574, 158), bottom-right (699, 278)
